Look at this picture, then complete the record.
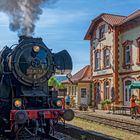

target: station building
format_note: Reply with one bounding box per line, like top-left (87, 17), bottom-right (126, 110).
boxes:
top-left (84, 9), bottom-right (140, 106)
top-left (61, 65), bottom-right (92, 106)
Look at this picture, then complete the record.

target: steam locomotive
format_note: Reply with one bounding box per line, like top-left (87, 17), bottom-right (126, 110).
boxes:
top-left (0, 36), bottom-right (74, 139)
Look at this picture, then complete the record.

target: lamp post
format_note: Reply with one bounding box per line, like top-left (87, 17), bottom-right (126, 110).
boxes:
top-left (66, 73), bottom-right (73, 84)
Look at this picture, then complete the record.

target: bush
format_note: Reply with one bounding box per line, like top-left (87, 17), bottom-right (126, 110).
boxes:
top-left (105, 99), bottom-right (112, 104)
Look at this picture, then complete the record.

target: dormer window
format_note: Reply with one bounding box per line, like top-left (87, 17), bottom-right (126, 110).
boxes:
top-left (99, 24), bottom-right (105, 40)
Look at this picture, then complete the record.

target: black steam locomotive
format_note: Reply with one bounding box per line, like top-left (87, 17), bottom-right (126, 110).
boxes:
top-left (0, 36), bottom-right (74, 139)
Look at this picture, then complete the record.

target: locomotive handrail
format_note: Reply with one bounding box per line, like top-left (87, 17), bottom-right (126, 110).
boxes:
top-left (10, 44), bottom-right (18, 49)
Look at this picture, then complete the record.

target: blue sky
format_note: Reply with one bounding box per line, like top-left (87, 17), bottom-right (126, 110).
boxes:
top-left (0, 0), bottom-right (140, 74)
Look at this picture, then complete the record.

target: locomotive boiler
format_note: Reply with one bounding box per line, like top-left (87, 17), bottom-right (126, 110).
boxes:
top-left (0, 36), bottom-right (74, 139)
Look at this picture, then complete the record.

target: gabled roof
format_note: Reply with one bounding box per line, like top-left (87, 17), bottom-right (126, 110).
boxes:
top-left (61, 65), bottom-right (91, 84)
top-left (85, 9), bottom-right (140, 40)
top-left (119, 9), bottom-right (140, 25)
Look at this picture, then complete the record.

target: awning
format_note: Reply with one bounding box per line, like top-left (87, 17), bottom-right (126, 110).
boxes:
top-left (129, 82), bottom-right (140, 90)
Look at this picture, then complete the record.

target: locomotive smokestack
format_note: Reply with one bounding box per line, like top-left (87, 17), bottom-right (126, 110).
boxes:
top-left (18, 35), bottom-right (33, 43)
top-left (0, 0), bottom-right (58, 36)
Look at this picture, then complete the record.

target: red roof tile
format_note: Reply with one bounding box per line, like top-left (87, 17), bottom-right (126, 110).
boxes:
top-left (61, 65), bottom-right (91, 84)
top-left (102, 14), bottom-right (126, 26)
top-left (81, 65), bottom-right (91, 82)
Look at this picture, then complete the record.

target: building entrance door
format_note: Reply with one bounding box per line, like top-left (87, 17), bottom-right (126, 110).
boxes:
top-left (80, 88), bottom-right (88, 105)
top-left (124, 80), bottom-right (132, 106)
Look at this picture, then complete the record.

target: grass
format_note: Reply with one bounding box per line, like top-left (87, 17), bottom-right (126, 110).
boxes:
top-left (66, 118), bottom-right (140, 140)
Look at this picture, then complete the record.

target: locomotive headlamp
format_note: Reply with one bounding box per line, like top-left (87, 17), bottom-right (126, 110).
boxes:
top-left (56, 100), bottom-right (62, 107)
top-left (14, 99), bottom-right (22, 108)
top-left (33, 46), bottom-right (40, 53)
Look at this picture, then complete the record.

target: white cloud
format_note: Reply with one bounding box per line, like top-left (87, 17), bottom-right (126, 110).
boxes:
top-left (0, 13), bottom-right (9, 26)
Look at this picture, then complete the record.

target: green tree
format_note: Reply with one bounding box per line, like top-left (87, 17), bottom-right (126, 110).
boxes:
top-left (58, 82), bottom-right (65, 90)
top-left (48, 76), bottom-right (59, 90)
top-left (48, 76), bottom-right (66, 91)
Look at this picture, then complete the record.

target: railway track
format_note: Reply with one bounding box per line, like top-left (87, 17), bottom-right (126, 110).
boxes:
top-left (6, 122), bottom-right (121, 140)
top-left (75, 112), bottom-right (140, 134)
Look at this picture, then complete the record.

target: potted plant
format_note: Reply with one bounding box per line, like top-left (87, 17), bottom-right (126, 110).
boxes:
top-left (105, 99), bottom-right (112, 110)
top-left (101, 100), bottom-right (107, 110)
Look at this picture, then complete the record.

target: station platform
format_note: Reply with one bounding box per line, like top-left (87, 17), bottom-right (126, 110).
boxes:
top-left (73, 108), bottom-right (140, 124)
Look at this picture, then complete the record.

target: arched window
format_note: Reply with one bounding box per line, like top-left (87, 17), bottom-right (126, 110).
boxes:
top-left (104, 81), bottom-right (110, 99)
top-left (125, 80), bottom-right (131, 101)
top-left (104, 48), bottom-right (110, 67)
top-left (95, 51), bottom-right (100, 70)
top-left (123, 79), bottom-right (132, 106)
top-left (95, 82), bottom-right (101, 103)
top-left (122, 40), bottom-right (133, 68)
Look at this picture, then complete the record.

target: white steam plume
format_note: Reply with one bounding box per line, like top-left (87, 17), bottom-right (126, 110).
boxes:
top-left (0, 0), bottom-right (57, 36)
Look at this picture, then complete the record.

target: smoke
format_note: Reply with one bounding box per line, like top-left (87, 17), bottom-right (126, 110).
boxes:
top-left (0, 0), bottom-right (57, 36)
